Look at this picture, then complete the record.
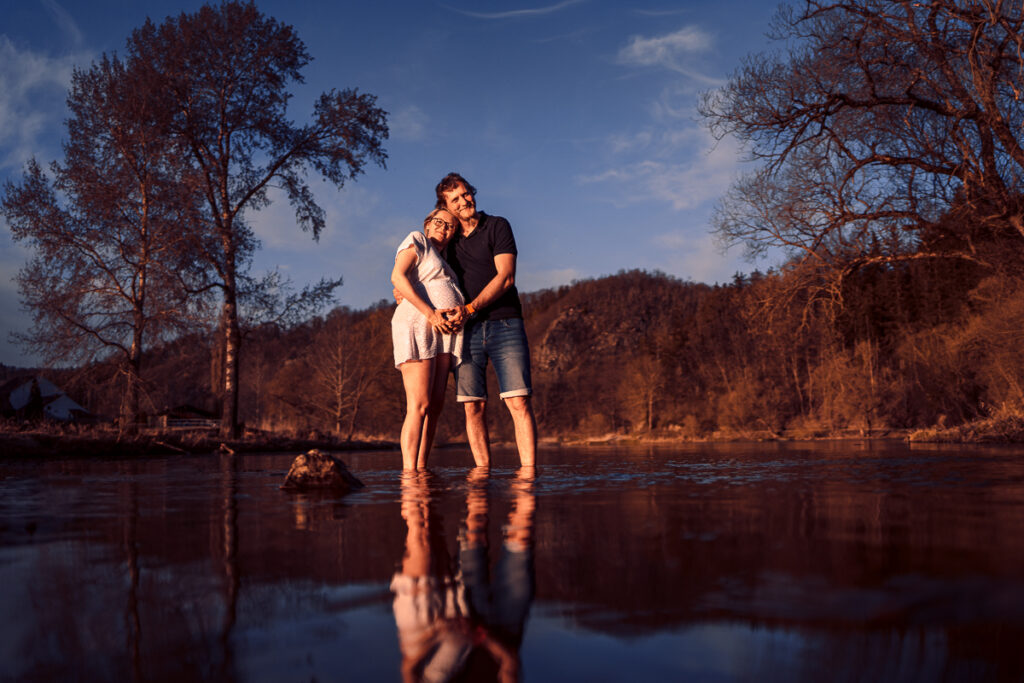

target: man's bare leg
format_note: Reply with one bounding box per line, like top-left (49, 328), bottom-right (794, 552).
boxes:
top-left (464, 400), bottom-right (490, 468)
top-left (504, 395), bottom-right (536, 467)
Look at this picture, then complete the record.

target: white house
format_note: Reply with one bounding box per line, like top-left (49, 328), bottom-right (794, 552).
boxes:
top-left (2, 376), bottom-right (91, 421)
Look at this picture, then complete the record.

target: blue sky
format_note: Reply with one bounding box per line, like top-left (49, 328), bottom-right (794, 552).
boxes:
top-left (0, 0), bottom-right (779, 366)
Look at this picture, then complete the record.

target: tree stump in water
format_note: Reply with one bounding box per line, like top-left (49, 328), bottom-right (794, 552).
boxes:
top-left (281, 449), bottom-right (364, 492)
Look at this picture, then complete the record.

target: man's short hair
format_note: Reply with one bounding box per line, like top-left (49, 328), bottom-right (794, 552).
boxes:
top-left (435, 172), bottom-right (477, 209)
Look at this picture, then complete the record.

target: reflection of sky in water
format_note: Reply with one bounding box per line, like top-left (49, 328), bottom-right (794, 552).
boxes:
top-left (232, 584), bottom-right (396, 682)
top-left (523, 616), bottom-right (952, 682)
top-left (2, 443), bottom-right (1024, 681)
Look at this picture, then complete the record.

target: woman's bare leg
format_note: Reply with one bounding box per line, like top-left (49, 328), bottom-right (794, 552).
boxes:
top-left (417, 353), bottom-right (452, 468)
top-left (399, 358), bottom-right (434, 470)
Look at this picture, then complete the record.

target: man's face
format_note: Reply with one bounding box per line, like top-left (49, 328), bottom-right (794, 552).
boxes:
top-left (442, 183), bottom-right (476, 223)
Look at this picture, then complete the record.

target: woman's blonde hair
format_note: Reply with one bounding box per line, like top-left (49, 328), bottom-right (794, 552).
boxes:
top-left (422, 208), bottom-right (451, 230)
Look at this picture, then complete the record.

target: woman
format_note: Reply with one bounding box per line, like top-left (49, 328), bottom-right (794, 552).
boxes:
top-left (391, 208), bottom-right (464, 470)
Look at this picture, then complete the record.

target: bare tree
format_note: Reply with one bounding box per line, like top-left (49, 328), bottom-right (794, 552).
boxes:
top-left (262, 309), bottom-right (388, 439)
top-left (3, 56), bottom-right (207, 429)
top-left (307, 314), bottom-right (382, 440)
top-left (701, 0), bottom-right (1024, 296)
top-left (617, 352), bottom-right (664, 433)
top-left (127, 1), bottom-right (388, 436)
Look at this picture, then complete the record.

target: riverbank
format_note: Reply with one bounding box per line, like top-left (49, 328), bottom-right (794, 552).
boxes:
top-left (908, 412), bottom-right (1024, 443)
top-left (5, 415), bottom-right (1024, 458)
top-left (0, 426), bottom-right (395, 458)
top-left (556, 428), bottom-right (913, 446)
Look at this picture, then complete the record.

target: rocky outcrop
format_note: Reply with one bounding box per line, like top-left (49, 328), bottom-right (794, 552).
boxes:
top-left (281, 449), bottom-right (365, 492)
top-left (534, 306), bottom-right (600, 372)
top-left (534, 305), bottom-right (644, 372)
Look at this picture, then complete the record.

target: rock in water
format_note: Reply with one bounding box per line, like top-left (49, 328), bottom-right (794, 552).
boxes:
top-left (281, 449), bottom-right (365, 492)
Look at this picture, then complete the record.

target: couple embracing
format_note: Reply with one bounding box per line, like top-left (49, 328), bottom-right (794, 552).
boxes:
top-left (390, 173), bottom-right (537, 471)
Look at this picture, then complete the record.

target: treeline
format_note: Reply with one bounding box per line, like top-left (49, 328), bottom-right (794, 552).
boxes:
top-left (34, 252), bottom-right (1024, 442)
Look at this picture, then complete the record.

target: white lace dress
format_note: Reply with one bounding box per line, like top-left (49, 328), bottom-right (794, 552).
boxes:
top-left (391, 231), bottom-right (465, 367)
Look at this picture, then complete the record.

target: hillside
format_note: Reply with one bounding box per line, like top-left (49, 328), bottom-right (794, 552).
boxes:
top-left (12, 260), bottom-right (1024, 443)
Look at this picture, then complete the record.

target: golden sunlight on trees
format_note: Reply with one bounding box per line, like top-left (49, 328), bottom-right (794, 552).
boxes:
top-left (32, 263), bottom-right (1024, 441)
top-left (251, 306), bottom-right (398, 439)
top-left (617, 352), bottom-right (665, 433)
top-left (305, 311), bottom-right (388, 440)
top-left (701, 0), bottom-right (1024, 301)
top-left (808, 340), bottom-right (903, 434)
top-left (688, 0), bottom-right (1024, 438)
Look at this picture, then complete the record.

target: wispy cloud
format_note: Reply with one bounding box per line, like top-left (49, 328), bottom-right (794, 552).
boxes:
top-left (579, 126), bottom-right (741, 211)
top-left (247, 185), bottom-right (386, 252)
top-left (618, 26), bottom-right (723, 86)
top-left (605, 125), bottom-right (708, 157)
top-left (0, 37), bottom-right (87, 170)
top-left (389, 105), bottom-right (429, 142)
top-left (620, 26), bottom-right (714, 61)
top-left (40, 0), bottom-right (84, 46)
top-left (0, 36), bottom-right (90, 365)
top-left (519, 267), bottom-right (583, 292)
top-left (445, 0), bottom-right (587, 20)
top-left (247, 184), bottom-right (419, 310)
top-left (646, 80), bottom-right (704, 121)
top-left (651, 227), bottom-right (749, 284)
top-left (607, 131), bottom-right (654, 156)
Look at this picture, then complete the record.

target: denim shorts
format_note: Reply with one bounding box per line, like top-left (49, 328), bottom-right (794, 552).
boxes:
top-left (455, 317), bottom-right (533, 402)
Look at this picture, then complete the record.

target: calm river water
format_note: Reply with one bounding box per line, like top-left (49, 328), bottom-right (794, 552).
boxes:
top-left (2, 441), bottom-right (1024, 682)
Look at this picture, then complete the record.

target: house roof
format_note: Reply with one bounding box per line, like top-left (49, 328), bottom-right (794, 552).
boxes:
top-left (9, 376), bottom-right (64, 409)
top-left (0, 375), bottom-right (89, 419)
top-left (42, 393), bottom-right (89, 420)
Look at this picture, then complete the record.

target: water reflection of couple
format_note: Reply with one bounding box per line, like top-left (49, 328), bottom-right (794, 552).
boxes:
top-left (390, 173), bottom-right (537, 471)
top-left (391, 468), bottom-right (536, 683)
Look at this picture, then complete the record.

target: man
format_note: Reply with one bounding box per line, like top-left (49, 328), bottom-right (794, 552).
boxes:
top-left (437, 172), bottom-right (537, 468)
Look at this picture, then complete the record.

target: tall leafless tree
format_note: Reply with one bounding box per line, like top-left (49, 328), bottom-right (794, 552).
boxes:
top-left (127, 1), bottom-right (388, 436)
top-left (701, 0), bottom-right (1024, 300)
top-left (3, 56), bottom-right (207, 429)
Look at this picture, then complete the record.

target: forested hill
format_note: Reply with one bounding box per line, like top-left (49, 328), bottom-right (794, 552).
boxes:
top-left (21, 256), bottom-right (1024, 443)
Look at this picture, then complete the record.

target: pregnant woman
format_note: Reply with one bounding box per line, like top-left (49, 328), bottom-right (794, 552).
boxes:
top-left (391, 208), bottom-right (465, 470)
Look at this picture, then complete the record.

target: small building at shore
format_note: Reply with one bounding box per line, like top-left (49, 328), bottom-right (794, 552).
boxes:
top-left (0, 375), bottom-right (92, 422)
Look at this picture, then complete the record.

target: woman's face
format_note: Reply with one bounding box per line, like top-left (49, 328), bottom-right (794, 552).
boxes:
top-left (425, 210), bottom-right (457, 249)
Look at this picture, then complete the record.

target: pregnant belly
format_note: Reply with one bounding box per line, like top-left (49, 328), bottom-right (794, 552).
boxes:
top-left (423, 280), bottom-right (464, 309)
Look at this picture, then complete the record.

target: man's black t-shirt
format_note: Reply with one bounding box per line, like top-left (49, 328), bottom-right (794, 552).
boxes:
top-left (446, 212), bottom-right (523, 321)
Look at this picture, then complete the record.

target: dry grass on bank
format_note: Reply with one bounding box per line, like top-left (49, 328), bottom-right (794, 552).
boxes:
top-left (909, 411), bottom-right (1024, 443)
top-left (9, 413), bottom-right (1024, 457)
top-left (0, 420), bottom-right (395, 458)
